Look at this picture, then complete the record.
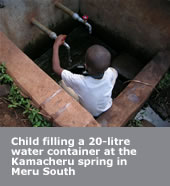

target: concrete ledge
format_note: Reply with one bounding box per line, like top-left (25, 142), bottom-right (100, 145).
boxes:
top-left (97, 50), bottom-right (170, 127)
top-left (0, 31), bottom-right (100, 127)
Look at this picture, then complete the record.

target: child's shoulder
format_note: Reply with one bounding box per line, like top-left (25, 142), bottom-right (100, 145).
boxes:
top-left (62, 69), bottom-right (86, 83)
top-left (107, 67), bottom-right (118, 77)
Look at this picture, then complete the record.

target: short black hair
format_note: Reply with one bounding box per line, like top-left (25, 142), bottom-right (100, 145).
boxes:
top-left (85, 45), bottom-right (111, 74)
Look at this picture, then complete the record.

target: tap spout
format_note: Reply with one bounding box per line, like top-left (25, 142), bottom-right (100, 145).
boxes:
top-left (63, 42), bottom-right (70, 50)
top-left (85, 22), bottom-right (92, 34)
top-left (55, 2), bottom-right (92, 34)
top-left (72, 13), bottom-right (92, 34)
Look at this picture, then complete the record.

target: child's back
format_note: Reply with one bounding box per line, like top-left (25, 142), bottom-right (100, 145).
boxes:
top-left (52, 36), bottom-right (118, 117)
top-left (62, 66), bottom-right (118, 117)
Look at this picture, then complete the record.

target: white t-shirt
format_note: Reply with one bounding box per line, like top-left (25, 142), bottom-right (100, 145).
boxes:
top-left (61, 67), bottom-right (118, 117)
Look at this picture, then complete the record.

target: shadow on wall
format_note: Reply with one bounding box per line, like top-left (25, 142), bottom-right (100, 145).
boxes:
top-left (80, 0), bottom-right (170, 57)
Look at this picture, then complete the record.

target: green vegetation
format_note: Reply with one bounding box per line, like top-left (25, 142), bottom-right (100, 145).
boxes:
top-left (0, 63), bottom-right (51, 127)
top-left (0, 63), bottom-right (13, 84)
top-left (157, 71), bottom-right (170, 90)
top-left (151, 70), bottom-right (170, 106)
top-left (127, 119), bottom-right (143, 127)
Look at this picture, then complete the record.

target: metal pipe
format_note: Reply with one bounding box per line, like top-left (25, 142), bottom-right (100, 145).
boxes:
top-left (85, 22), bottom-right (92, 35)
top-left (31, 18), bottom-right (57, 39)
top-left (31, 18), bottom-right (70, 48)
top-left (54, 1), bottom-right (92, 34)
top-left (31, 18), bottom-right (72, 64)
top-left (54, 1), bottom-right (74, 17)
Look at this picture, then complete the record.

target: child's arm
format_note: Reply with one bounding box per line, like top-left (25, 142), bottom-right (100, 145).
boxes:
top-left (52, 34), bottom-right (67, 76)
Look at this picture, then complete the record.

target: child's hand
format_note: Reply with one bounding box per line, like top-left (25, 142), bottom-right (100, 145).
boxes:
top-left (54, 34), bottom-right (67, 47)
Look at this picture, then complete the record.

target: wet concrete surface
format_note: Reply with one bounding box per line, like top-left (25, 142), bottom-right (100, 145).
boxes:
top-left (135, 105), bottom-right (170, 127)
top-left (111, 53), bottom-right (144, 80)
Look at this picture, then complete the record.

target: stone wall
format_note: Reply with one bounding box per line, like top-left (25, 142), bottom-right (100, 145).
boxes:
top-left (0, 0), bottom-right (79, 49)
top-left (80, 0), bottom-right (170, 56)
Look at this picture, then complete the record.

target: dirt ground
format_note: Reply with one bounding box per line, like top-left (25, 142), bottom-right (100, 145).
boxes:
top-left (0, 97), bottom-right (32, 127)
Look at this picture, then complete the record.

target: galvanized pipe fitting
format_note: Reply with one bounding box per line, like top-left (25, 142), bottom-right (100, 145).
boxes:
top-left (31, 18), bottom-right (72, 63)
top-left (31, 18), bottom-right (70, 48)
top-left (31, 18), bottom-right (56, 39)
top-left (54, 1), bottom-right (92, 34)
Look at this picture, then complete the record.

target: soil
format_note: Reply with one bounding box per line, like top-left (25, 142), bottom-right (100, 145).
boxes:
top-left (0, 97), bottom-right (32, 127)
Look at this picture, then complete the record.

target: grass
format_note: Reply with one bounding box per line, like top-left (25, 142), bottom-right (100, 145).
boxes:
top-left (126, 119), bottom-right (143, 127)
top-left (0, 63), bottom-right (52, 127)
top-left (150, 70), bottom-right (170, 106)
top-left (157, 70), bottom-right (170, 90)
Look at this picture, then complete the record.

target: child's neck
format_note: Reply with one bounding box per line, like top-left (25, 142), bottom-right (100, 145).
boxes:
top-left (88, 72), bottom-right (104, 79)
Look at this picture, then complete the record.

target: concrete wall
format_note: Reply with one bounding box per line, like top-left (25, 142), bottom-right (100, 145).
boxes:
top-left (0, 0), bottom-right (79, 49)
top-left (1, 0), bottom-right (170, 56)
top-left (80, 0), bottom-right (170, 56)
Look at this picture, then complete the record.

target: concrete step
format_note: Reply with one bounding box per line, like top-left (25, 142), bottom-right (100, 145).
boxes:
top-left (97, 50), bottom-right (170, 127)
top-left (111, 53), bottom-right (144, 80)
top-left (141, 120), bottom-right (155, 127)
top-left (0, 31), bottom-right (100, 127)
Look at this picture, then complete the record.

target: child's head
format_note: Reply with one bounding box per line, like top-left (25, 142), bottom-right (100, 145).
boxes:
top-left (85, 45), bottom-right (111, 75)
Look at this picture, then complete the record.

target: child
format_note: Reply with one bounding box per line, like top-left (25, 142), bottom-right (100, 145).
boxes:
top-left (52, 35), bottom-right (118, 117)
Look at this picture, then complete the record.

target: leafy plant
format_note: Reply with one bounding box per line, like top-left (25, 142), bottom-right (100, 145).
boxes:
top-left (127, 119), bottom-right (143, 127)
top-left (0, 63), bottom-right (51, 127)
top-left (0, 63), bottom-right (13, 85)
top-left (157, 71), bottom-right (170, 90)
top-left (0, 63), bottom-right (6, 74)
